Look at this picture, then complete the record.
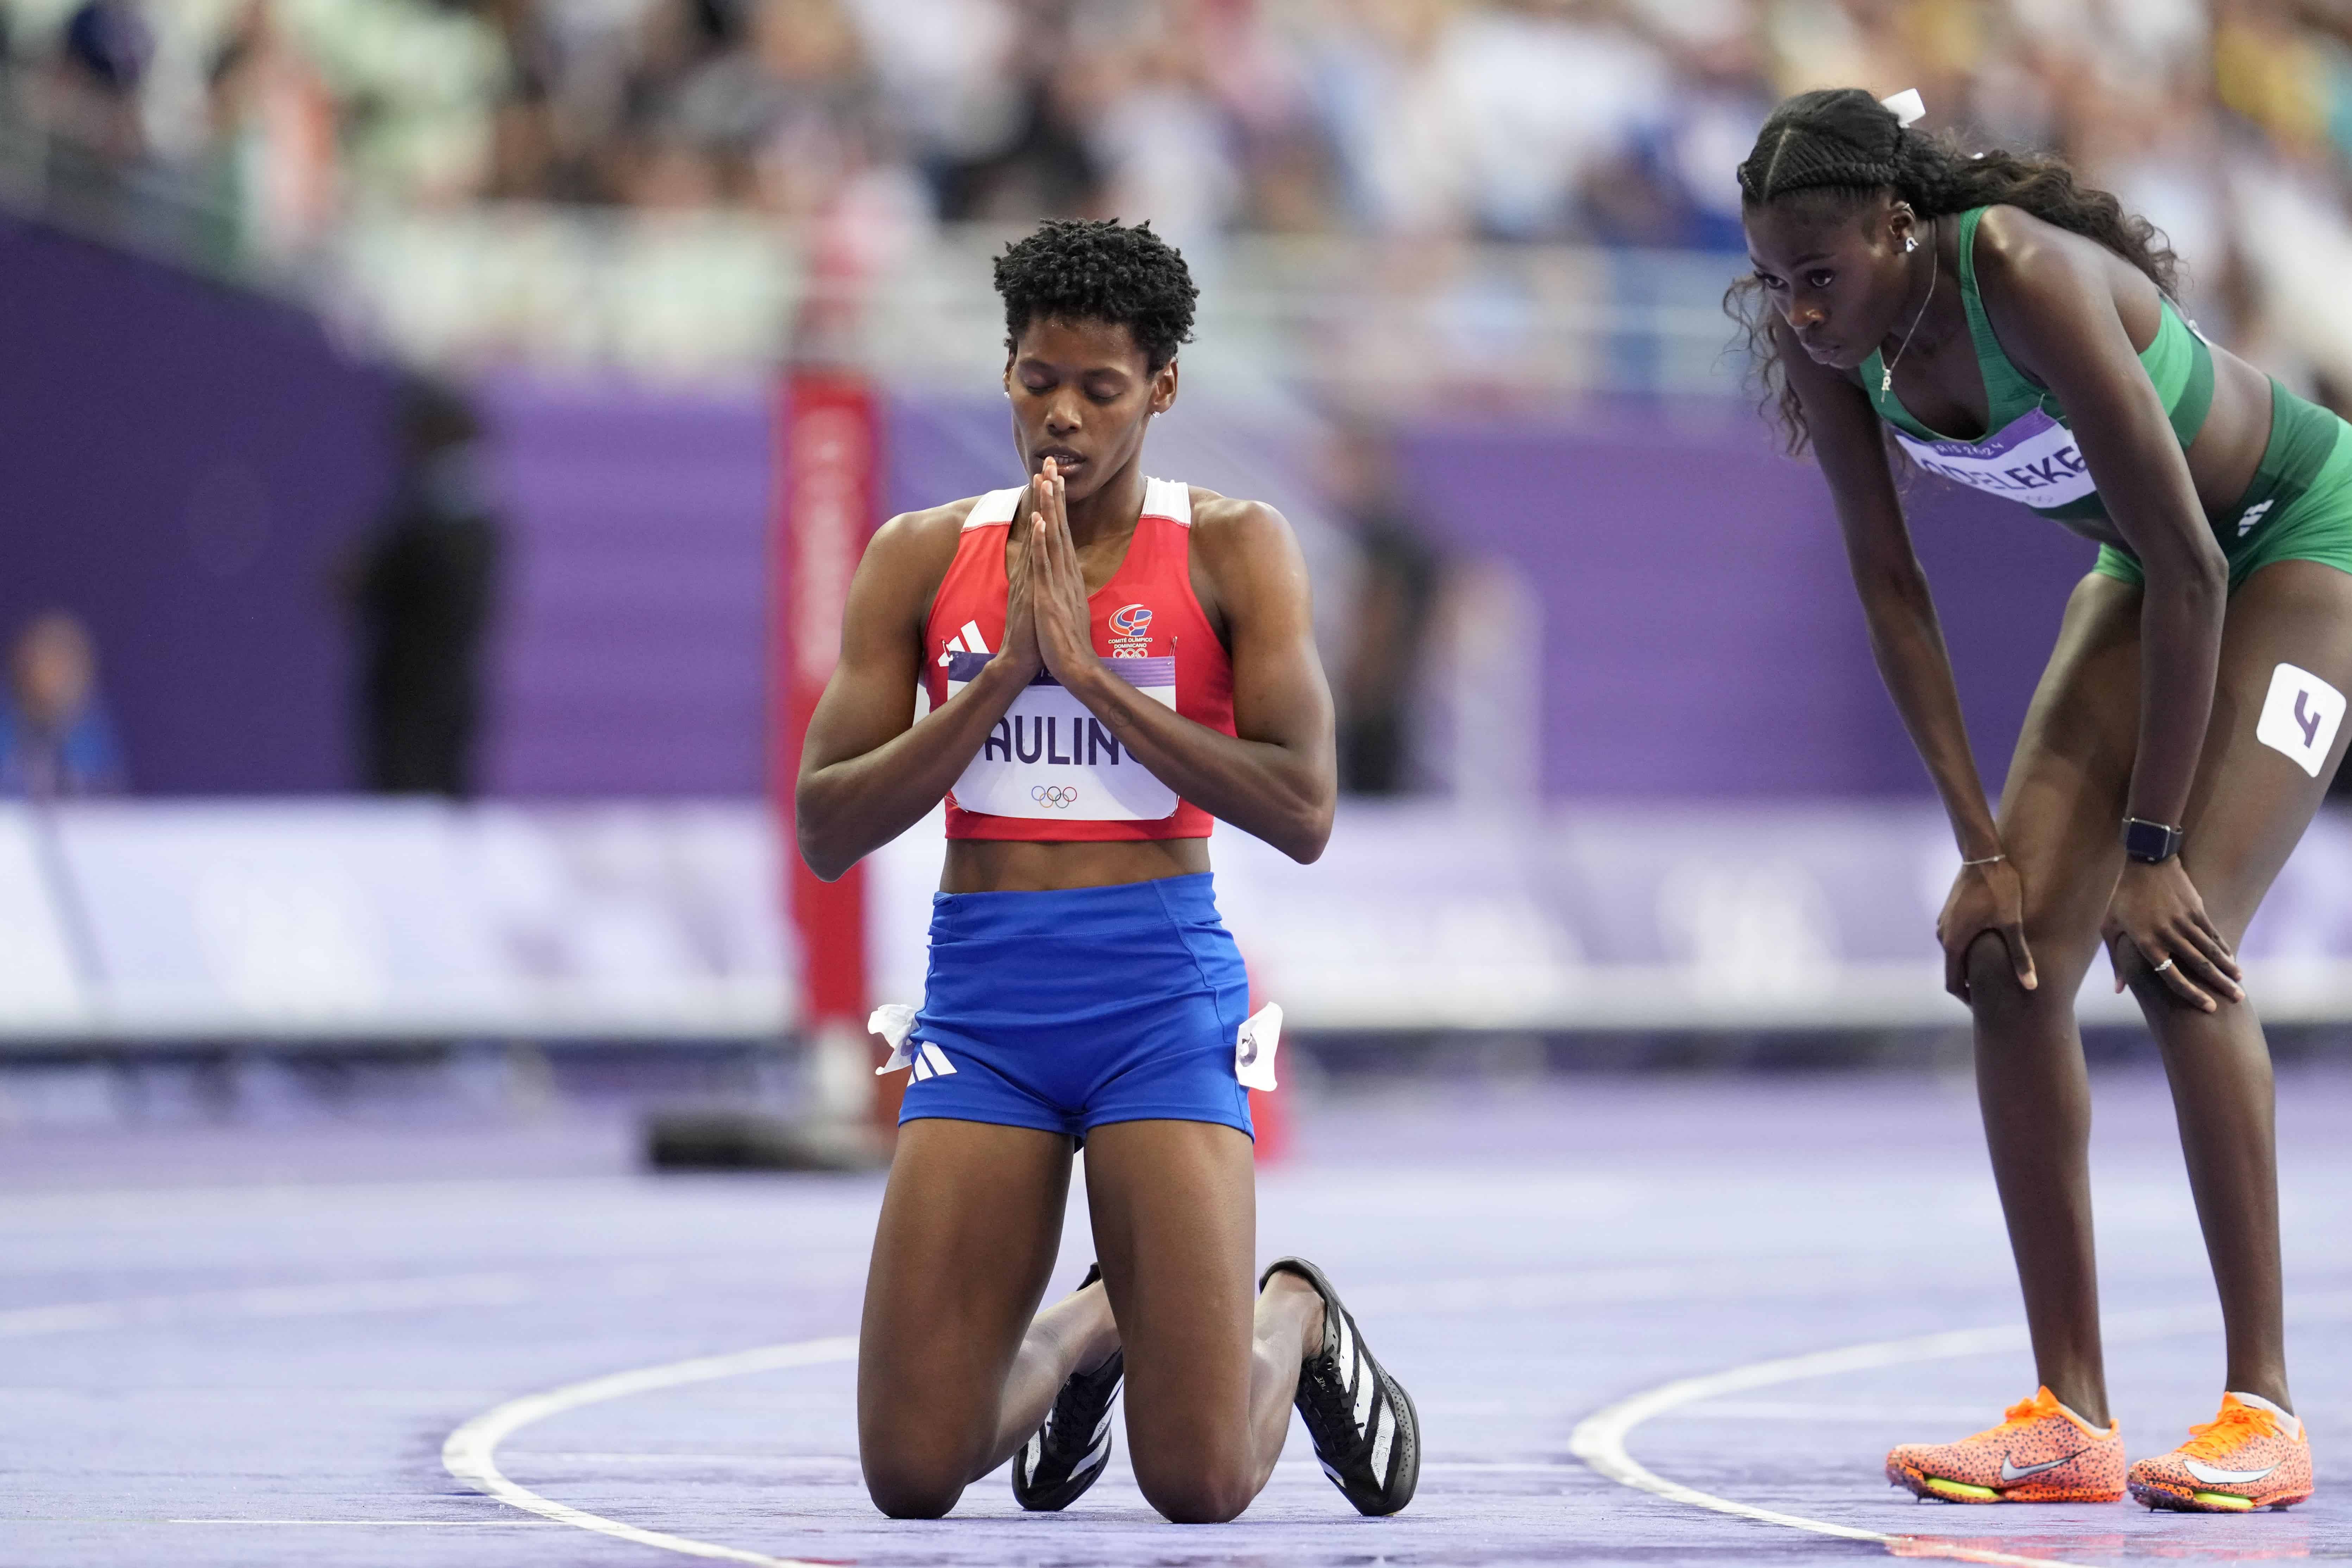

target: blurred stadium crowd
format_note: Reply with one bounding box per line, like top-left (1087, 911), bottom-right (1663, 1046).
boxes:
top-left (5, 0), bottom-right (2351, 263)
top-left (11, 0), bottom-right (2352, 396)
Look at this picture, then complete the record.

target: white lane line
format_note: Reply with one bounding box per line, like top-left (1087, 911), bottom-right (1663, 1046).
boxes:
top-left (447, 1289), bottom-right (2352, 1565)
top-left (1571, 1293), bottom-right (2352, 1568)
top-left (503, 1452), bottom-right (862, 1466)
top-left (1677, 1400), bottom-right (2018, 1422)
top-left (171, 1519), bottom-right (559, 1527)
top-left (443, 1337), bottom-right (857, 1568)
top-left (0, 1272), bottom-right (534, 1338)
top-left (1572, 1321), bottom-right (2064, 1566)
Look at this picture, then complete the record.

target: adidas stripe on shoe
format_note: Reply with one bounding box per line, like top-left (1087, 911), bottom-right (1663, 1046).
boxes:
top-left (1262, 1256), bottom-right (1420, 1516)
top-left (1011, 1264), bottom-right (1123, 1512)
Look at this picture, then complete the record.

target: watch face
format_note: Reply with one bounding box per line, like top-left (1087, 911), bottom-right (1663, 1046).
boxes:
top-left (2124, 819), bottom-right (2181, 861)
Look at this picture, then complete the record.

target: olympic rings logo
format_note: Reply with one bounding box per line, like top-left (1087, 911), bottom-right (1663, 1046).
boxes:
top-left (1031, 785), bottom-right (1080, 809)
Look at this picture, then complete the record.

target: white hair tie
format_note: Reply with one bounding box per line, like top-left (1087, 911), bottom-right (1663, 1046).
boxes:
top-left (1880, 89), bottom-right (1926, 127)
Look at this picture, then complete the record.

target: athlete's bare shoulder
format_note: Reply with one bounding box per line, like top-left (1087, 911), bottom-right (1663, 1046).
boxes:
top-left (873, 494), bottom-right (986, 557)
top-left (1185, 486), bottom-right (1298, 559)
top-left (1968, 203), bottom-right (2163, 352)
top-left (1183, 487), bottom-right (1308, 635)
top-left (851, 495), bottom-right (992, 632)
top-left (866, 495), bottom-right (985, 580)
top-left (1973, 205), bottom-right (2159, 305)
top-left (1970, 204), bottom-right (2097, 278)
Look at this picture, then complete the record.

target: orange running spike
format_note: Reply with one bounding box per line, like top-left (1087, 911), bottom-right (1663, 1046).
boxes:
top-left (2127, 1394), bottom-right (2313, 1512)
top-left (1885, 1387), bottom-right (2125, 1504)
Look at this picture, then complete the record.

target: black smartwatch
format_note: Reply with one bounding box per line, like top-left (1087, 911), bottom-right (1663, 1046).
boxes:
top-left (2122, 817), bottom-right (2185, 863)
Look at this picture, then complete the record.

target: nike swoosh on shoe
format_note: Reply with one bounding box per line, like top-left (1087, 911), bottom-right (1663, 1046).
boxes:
top-left (2183, 1459), bottom-right (2281, 1485)
top-left (2000, 1452), bottom-right (2083, 1482)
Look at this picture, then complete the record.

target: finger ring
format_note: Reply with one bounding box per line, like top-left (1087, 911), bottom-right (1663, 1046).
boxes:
top-left (2152, 958), bottom-right (2175, 974)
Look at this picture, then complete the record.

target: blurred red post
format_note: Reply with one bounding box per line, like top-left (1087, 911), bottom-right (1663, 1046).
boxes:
top-left (1250, 1085), bottom-right (1289, 1164)
top-left (1245, 960), bottom-right (1289, 1164)
top-left (772, 369), bottom-right (899, 1135)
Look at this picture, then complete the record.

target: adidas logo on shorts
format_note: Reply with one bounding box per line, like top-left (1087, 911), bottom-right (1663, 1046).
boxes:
top-left (907, 1040), bottom-right (957, 1081)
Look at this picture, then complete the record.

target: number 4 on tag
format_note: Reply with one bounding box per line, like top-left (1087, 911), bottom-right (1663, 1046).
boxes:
top-left (2254, 662), bottom-right (2346, 779)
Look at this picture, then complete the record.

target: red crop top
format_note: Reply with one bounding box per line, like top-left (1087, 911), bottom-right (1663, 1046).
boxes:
top-left (923, 477), bottom-right (1236, 841)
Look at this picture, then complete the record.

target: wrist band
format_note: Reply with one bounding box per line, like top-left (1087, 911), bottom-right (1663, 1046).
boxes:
top-left (1961, 853), bottom-right (2005, 867)
top-left (2122, 817), bottom-right (2186, 863)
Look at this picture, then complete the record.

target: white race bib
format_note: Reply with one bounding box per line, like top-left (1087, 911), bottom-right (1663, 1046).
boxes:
top-left (947, 652), bottom-right (1180, 821)
top-left (1891, 408), bottom-right (2096, 510)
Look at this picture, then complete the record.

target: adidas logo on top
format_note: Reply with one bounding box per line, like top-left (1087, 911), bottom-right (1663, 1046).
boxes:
top-left (938, 619), bottom-right (991, 666)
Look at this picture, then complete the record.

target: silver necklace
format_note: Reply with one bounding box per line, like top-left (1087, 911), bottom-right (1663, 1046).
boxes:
top-left (1881, 219), bottom-right (1939, 395)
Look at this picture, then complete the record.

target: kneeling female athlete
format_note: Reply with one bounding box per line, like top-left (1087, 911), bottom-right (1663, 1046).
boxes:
top-left (1739, 90), bottom-right (2344, 1512)
top-left (795, 219), bottom-right (1419, 1523)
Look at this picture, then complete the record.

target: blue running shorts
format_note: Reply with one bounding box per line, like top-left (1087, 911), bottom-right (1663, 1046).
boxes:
top-left (899, 872), bottom-right (1254, 1140)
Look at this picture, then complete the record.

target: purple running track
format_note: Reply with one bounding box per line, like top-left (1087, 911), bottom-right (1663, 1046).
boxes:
top-left (2, 1066), bottom-right (2346, 1567)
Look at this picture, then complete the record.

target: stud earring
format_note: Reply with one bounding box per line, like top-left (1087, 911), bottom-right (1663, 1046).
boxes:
top-left (1903, 236), bottom-right (1919, 253)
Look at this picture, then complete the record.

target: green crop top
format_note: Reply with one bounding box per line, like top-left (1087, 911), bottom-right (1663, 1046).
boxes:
top-left (1860, 206), bottom-right (2214, 543)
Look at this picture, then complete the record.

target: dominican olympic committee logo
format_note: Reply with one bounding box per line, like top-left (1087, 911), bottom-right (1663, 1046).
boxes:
top-left (1032, 784), bottom-right (1080, 809)
top-left (1108, 602), bottom-right (1154, 656)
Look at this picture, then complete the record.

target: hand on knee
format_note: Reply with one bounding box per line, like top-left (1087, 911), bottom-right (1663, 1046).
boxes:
top-left (2107, 935), bottom-right (2162, 1003)
top-left (2106, 925), bottom-right (2243, 1016)
top-left (1963, 928), bottom-right (2036, 1015)
top-left (2112, 939), bottom-right (2212, 1014)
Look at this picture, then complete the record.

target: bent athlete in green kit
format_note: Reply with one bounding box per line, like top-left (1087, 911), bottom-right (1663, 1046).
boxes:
top-left (1738, 88), bottom-right (2348, 1512)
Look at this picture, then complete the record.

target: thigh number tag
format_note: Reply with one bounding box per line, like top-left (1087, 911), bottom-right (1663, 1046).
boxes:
top-left (1235, 1003), bottom-right (1282, 1092)
top-left (2255, 662), bottom-right (2346, 778)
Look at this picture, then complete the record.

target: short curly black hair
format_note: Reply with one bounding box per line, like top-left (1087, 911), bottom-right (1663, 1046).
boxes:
top-left (993, 219), bottom-right (1197, 372)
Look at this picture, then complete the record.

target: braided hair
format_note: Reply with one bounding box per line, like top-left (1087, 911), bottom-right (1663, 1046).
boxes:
top-left (1730, 88), bottom-right (2179, 453)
